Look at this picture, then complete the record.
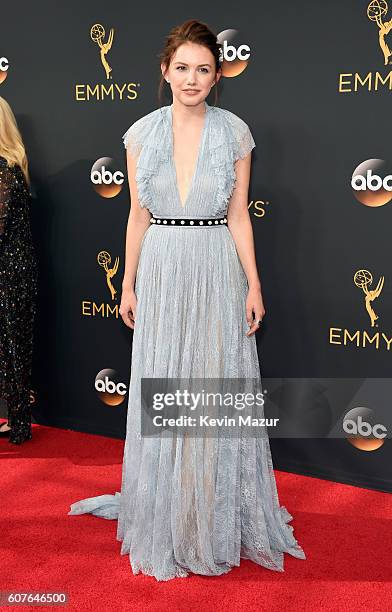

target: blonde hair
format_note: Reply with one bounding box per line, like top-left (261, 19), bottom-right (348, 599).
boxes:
top-left (0, 96), bottom-right (30, 186)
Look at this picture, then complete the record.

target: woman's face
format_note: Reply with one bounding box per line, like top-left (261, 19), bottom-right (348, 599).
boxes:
top-left (162, 41), bottom-right (221, 107)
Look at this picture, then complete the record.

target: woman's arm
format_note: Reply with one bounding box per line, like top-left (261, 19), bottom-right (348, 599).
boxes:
top-left (119, 149), bottom-right (151, 328)
top-left (227, 153), bottom-right (265, 336)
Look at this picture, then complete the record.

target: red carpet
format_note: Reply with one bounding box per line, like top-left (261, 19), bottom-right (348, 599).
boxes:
top-left (1, 421), bottom-right (391, 612)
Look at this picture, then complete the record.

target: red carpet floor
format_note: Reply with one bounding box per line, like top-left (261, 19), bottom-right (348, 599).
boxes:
top-left (1, 421), bottom-right (391, 612)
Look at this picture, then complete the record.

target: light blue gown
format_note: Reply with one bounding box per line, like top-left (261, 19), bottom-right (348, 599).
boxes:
top-left (68, 101), bottom-right (306, 581)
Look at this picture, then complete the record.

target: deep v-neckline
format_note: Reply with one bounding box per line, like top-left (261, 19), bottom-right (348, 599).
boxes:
top-left (169, 102), bottom-right (209, 210)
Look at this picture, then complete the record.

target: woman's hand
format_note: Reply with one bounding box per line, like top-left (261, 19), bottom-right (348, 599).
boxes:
top-left (245, 286), bottom-right (265, 337)
top-left (119, 287), bottom-right (137, 329)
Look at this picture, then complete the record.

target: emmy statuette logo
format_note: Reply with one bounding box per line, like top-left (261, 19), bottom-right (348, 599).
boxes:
top-left (338, 2), bottom-right (392, 92)
top-left (329, 269), bottom-right (390, 351)
top-left (353, 269), bottom-right (384, 328)
top-left (81, 251), bottom-right (121, 318)
top-left (74, 23), bottom-right (139, 102)
top-left (90, 23), bottom-right (114, 80)
top-left (97, 250), bottom-right (119, 301)
top-left (367, 0), bottom-right (392, 65)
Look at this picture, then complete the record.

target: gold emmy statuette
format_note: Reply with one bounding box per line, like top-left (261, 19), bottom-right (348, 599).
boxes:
top-left (90, 23), bottom-right (114, 79)
top-left (367, 0), bottom-right (392, 65)
top-left (354, 269), bottom-right (384, 327)
top-left (97, 251), bottom-right (119, 301)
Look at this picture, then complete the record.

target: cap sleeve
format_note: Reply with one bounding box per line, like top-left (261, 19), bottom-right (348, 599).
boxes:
top-left (235, 121), bottom-right (256, 161)
top-left (121, 108), bottom-right (167, 210)
top-left (122, 110), bottom-right (156, 161)
top-left (123, 108), bottom-right (166, 163)
top-left (122, 122), bottom-right (143, 160)
top-left (222, 110), bottom-right (256, 162)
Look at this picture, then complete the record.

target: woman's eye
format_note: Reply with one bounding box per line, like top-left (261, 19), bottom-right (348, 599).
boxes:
top-left (175, 66), bottom-right (209, 73)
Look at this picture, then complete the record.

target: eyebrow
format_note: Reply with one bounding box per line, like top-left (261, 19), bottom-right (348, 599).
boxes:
top-left (173, 62), bottom-right (212, 67)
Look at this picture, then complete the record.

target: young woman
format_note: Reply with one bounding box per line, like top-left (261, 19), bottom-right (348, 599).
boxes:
top-left (0, 96), bottom-right (38, 445)
top-left (69, 19), bottom-right (306, 580)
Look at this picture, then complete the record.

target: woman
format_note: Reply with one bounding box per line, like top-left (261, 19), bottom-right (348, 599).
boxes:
top-left (0, 96), bottom-right (38, 445)
top-left (69, 19), bottom-right (306, 580)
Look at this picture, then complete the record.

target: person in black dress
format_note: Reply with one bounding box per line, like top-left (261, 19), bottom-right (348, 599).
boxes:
top-left (0, 95), bottom-right (38, 444)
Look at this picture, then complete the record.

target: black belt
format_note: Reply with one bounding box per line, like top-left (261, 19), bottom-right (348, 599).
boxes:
top-left (150, 215), bottom-right (227, 226)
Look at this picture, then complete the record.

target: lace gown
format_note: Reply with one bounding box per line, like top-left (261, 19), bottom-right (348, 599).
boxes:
top-left (0, 157), bottom-right (38, 444)
top-left (68, 102), bottom-right (306, 580)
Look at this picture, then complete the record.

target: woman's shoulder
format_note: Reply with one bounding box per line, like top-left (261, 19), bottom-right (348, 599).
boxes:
top-left (0, 157), bottom-right (29, 195)
top-left (213, 106), bottom-right (252, 132)
top-left (0, 156), bottom-right (20, 176)
top-left (127, 106), bottom-right (166, 130)
top-left (212, 106), bottom-right (256, 160)
top-left (122, 106), bottom-right (168, 152)
top-left (0, 155), bottom-right (21, 170)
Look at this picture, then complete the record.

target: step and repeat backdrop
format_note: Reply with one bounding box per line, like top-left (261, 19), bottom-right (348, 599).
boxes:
top-left (1, 1), bottom-right (391, 492)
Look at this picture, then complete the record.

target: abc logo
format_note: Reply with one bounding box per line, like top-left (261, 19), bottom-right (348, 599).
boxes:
top-left (91, 157), bottom-right (124, 198)
top-left (343, 407), bottom-right (387, 451)
top-left (95, 368), bottom-right (127, 406)
top-left (351, 159), bottom-right (392, 207)
top-left (221, 39), bottom-right (250, 62)
top-left (0, 57), bottom-right (9, 84)
top-left (217, 29), bottom-right (251, 77)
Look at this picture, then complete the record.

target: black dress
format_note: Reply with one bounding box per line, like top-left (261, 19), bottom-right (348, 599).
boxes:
top-left (0, 156), bottom-right (38, 444)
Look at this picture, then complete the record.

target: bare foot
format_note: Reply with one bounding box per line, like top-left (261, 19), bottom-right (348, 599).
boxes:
top-left (0, 422), bottom-right (11, 432)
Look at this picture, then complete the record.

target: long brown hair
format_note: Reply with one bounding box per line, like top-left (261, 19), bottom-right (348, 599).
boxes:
top-left (0, 96), bottom-right (30, 186)
top-left (158, 19), bottom-right (222, 107)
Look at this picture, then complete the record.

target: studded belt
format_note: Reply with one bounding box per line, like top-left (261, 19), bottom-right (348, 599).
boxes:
top-left (150, 215), bottom-right (228, 226)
